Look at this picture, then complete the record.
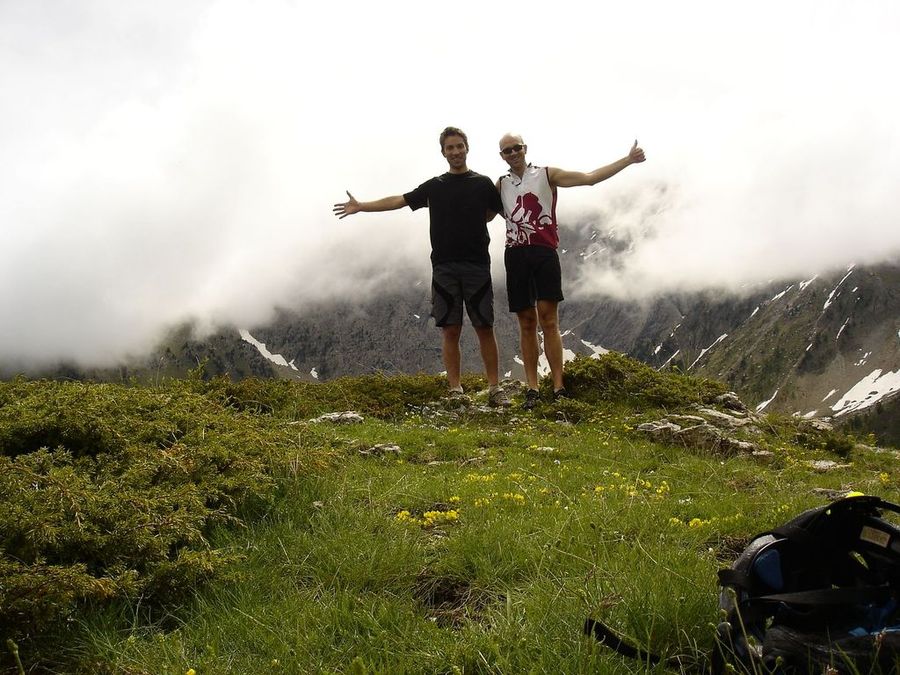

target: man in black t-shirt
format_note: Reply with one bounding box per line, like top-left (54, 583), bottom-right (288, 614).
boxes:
top-left (333, 127), bottom-right (509, 406)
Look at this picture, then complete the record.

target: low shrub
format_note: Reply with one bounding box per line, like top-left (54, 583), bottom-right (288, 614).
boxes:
top-left (0, 379), bottom-right (318, 642)
top-left (563, 353), bottom-right (727, 410)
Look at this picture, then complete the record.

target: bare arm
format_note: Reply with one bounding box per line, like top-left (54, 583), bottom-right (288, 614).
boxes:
top-left (485, 177), bottom-right (503, 223)
top-left (547, 140), bottom-right (646, 188)
top-left (333, 191), bottom-right (407, 219)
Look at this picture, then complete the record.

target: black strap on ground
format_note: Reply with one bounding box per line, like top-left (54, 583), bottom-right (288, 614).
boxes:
top-left (583, 617), bottom-right (661, 664)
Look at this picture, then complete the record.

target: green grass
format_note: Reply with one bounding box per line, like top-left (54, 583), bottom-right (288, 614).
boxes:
top-left (2, 357), bottom-right (898, 673)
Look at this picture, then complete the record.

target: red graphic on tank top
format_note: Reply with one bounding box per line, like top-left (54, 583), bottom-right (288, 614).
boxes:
top-left (508, 192), bottom-right (553, 245)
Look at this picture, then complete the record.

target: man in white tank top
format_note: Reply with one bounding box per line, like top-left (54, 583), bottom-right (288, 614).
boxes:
top-left (496, 133), bottom-right (646, 408)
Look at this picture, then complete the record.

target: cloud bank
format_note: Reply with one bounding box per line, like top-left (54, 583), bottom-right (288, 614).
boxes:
top-left (2, 0), bottom-right (898, 365)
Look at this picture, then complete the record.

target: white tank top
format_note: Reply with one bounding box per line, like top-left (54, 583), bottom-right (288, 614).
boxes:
top-left (499, 165), bottom-right (558, 248)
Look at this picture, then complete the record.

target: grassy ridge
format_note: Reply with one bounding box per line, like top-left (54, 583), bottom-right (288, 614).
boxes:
top-left (2, 357), bottom-right (897, 673)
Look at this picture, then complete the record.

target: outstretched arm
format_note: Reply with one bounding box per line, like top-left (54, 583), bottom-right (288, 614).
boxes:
top-left (333, 191), bottom-right (407, 219)
top-left (547, 140), bottom-right (646, 188)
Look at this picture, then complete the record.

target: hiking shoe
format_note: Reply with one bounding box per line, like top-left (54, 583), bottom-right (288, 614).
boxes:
top-left (522, 389), bottom-right (541, 410)
top-left (488, 387), bottom-right (511, 408)
top-left (553, 388), bottom-right (571, 401)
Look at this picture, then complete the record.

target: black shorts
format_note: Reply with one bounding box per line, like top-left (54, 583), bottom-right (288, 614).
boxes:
top-left (431, 261), bottom-right (494, 328)
top-left (504, 245), bottom-right (564, 313)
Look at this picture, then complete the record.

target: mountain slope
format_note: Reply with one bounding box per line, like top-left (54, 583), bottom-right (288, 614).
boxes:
top-left (6, 225), bottom-right (898, 444)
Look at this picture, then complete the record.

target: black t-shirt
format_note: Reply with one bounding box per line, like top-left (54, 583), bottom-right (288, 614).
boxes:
top-left (403, 171), bottom-right (503, 265)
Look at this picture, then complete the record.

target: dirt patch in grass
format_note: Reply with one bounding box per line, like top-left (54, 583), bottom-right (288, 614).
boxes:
top-left (413, 570), bottom-right (502, 627)
top-left (709, 535), bottom-right (753, 564)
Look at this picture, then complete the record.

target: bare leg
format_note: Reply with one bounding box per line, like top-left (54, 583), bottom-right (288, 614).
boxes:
top-left (516, 308), bottom-right (540, 390)
top-left (441, 325), bottom-right (463, 390)
top-left (473, 325), bottom-right (500, 387)
top-left (537, 300), bottom-right (564, 391)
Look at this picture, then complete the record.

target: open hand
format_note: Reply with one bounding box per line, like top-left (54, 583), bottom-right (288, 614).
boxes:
top-left (333, 191), bottom-right (360, 219)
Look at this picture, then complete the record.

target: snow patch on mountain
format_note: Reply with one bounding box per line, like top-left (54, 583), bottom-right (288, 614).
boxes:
top-left (823, 265), bottom-right (855, 311)
top-left (756, 389), bottom-right (779, 413)
top-left (688, 334), bottom-right (728, 370)
top-left (798, 275), bottom-right (819, 292)
top-left (831, 369), bottom-right (900, 417)
top-left (239, 329), bottom-right (297, 370)
top-left (581, 339), bottom-right (609, 358)
top-left (536, 348), bottom-right (577, 377)
top-left (659, 350), bottom-right (680, 370)
top-left (836, 318), bottom-right (850, 341)
top-left (770, 285), bottom-right (794, 302)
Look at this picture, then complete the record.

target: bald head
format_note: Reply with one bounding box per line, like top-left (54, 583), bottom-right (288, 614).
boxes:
top-left (499, 132), bottom-right (524, 150)
top-left (498, 133), bottom-right (527, 175)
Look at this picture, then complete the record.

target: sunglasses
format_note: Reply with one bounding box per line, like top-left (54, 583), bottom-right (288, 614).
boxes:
top-left (500, 144), bottom-right (525, 155)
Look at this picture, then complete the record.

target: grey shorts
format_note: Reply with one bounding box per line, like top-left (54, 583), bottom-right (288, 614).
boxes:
top-left (431, 261), bottom-right (494, 328)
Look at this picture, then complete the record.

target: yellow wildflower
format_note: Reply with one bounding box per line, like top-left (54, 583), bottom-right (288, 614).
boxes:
top-left (422, 509), bottom-right (459, 527)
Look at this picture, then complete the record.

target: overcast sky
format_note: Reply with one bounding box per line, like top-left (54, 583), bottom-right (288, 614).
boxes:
top-left (2, 0), bottom-right (899, 366)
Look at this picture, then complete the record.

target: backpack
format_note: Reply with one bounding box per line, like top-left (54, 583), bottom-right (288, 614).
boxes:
top-left (714, 494), bottom-right (900, 674)
top-left (584, 495), bottom-right (900, 673)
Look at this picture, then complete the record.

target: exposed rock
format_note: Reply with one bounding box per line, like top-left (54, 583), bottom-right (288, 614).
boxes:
top-left (807, 460), bottom-right (852, 472)
top-left (676, 423), bottom-right (729, 454)
top-left (800, 418), bottom-right (834, 433)
top-left (637, 418), bottom-right (758, 455)
top-left (310, 411), bottom-right (364, 424)
top-left (856, 444), bottom-right (900, 457)
top-left (723, 438), bottom-right (759, 454)
top-left (751, 450), bottom-right (776, 463)
top-left (811, 487), bottom-right (852, 500)
top-left (499, 379), bottom-right (527, 396)
top-left (667, 415), bottom-right (706, 426)
top-left (359, 443), bottom-right (401, 457)
top-left (715, 392), bottom-right (748, 412)
top-left (695, 407), bottom-right (754, 428)
top-left (636, 421), bottom-right (683, 442)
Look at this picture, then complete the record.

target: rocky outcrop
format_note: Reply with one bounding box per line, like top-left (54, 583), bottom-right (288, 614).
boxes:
top-left (636, 394), bottom-right (763, 455)
top-left (308, 411), bottom-right (364, 424)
